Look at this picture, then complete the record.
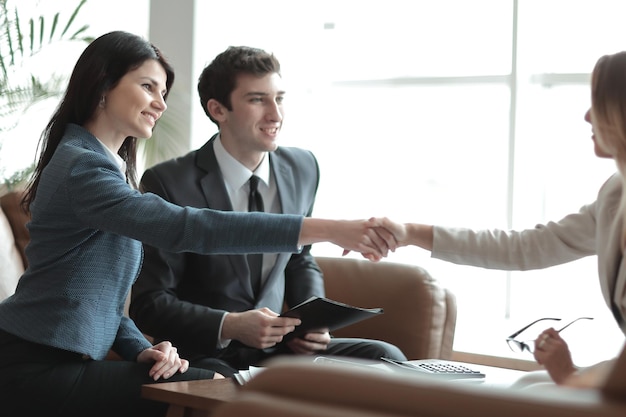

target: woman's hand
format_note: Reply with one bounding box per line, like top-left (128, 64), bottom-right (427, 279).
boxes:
top-left (137, 341), bottom-right (189, 381)
top-left (379, 218), bottom-right (434, 251)
top-left (533, 328), bottom-right (577, 384)
top-left (300, 218), bottom-right (397, 261)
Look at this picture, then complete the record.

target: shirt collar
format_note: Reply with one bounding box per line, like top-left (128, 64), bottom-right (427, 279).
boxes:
top-left (213, 134), bottom-right (270, 191)
top-left (96, 138), bottom-right (126, 178)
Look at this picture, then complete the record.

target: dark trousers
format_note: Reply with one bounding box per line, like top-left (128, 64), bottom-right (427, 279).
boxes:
top-left (0, 329), bottom-right (216, 417)
top-left (192, 337), bottom-right (408, 371)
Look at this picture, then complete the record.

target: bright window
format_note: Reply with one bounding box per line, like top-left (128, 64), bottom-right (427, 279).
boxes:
top-left (193, 0), bottom-right (625, 365)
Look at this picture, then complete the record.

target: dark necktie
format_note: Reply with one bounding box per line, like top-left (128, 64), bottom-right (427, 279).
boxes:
top-left (247, 175), bottom-right (263, 295)
top-left (248, 175), bottom-right (264, 212)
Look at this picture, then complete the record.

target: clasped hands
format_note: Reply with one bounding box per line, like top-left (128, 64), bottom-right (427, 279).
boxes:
top-left (137, 340), bottom-right (190, 381)
top-left (335, 217), bottom-right (410, 262)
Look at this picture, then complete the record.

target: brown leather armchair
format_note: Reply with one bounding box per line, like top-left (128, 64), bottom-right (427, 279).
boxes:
top-left (317, 256), bottom-right (456, 360)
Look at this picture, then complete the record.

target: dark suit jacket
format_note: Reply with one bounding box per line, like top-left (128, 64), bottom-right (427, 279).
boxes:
top-left (130, 136), bottom-right (325, 359)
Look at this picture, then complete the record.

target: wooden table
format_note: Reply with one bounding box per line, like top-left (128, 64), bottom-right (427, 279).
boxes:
top-left (141, 361), bottom-right (529, 416)
top-left (142, 378), bottom-right (239, 417)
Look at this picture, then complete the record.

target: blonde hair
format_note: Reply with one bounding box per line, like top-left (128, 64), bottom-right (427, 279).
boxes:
top-left (591, 51), bottom-right (626, 247)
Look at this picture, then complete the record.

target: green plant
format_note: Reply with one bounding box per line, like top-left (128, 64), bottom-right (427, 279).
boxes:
top-left (0, 0), bottom-right (92, 189)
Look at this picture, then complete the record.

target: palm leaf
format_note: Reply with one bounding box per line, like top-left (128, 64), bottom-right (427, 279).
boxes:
top-left (0, 0), bottom-right (91, 124)
top-left (0, 0), bottom-right (91, 187)
top-left (49, 12), bottom-right (59, 42)
top-left (13, 6), bottom-right (23, 57)
top-left (0, 73), bottom-right (66, 131)
top-left (61, 0), bottom-right (87, 38)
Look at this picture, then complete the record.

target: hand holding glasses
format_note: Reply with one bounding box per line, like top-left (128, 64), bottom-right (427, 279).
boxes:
top-left (506, 316), bottom-right (593, 354)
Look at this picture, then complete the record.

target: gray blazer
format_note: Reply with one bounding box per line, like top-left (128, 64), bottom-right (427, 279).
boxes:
top-left (130, 136), bottom-right (324, 358)
top-left (0, 124), bottom-right (303, 360)
top-left (432, 173), bottom-right (626, 332)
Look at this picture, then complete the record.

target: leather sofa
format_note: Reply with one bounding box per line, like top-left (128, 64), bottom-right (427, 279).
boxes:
top-left (0, 191), bottom-right (28, 302)
top-left (0, 189), bottom-right (457, 361)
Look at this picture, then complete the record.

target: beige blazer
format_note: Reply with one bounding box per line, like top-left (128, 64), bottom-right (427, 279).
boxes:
top-left (433, 173), bottom-right (625, 333)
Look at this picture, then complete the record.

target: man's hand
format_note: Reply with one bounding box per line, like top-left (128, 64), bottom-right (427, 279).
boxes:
top-left (137, 341), bottom-right (189, 381)
top-left (286, 330), bottom-right (331, 354)
top-left (222, 307), bottom-right (301, 349)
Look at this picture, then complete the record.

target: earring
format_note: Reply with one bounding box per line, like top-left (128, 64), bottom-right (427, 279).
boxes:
top-left (99, 96), bottom-right (106, 108)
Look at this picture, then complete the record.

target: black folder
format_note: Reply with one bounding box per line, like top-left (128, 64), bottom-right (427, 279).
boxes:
top-left (280, 296), bottom-right (383, 340)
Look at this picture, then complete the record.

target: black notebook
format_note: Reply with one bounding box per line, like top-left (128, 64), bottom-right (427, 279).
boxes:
top-left (280, 296), bottom-right (383, 340)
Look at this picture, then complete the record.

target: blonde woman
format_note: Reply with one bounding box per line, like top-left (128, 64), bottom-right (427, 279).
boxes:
top-left (382, 51), bottom-right (626, 388)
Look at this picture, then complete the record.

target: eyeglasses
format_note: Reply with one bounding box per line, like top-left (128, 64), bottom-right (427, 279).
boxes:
top-left (506, 316), bottom-right (593, 354)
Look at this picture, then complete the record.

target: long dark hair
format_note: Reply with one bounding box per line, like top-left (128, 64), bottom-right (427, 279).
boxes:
top-left (23, 30), bottom-right (175, 210)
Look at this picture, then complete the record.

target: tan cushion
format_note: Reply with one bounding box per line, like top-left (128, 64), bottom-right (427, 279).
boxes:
top-left (0, 191), bottom-right (29, 269)
top-left (317, 257), bottom-right (456, 359)
top-left (0, 206), bottom-right (24, 301)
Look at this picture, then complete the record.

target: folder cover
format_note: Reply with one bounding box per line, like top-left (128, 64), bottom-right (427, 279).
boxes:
top-left (280, 296), bottom-right (383, 340)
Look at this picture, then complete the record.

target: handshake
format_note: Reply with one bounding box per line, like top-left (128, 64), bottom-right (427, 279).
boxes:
top-left (300, 217), bottom-right (431, 262)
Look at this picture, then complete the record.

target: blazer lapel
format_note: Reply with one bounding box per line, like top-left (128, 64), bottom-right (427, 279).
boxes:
top-left (598, 175), bottom-right (626, 330)
top-left (196, 138), bottom-right (251, 294)
top-left (614, 257), bottom-right (626, 331)
top-left (271, 152), bottom-right (297, 215)
top-left (196, 137), bottom-right (233, 211)
top-left (611, 214), bottom-right (626, 330)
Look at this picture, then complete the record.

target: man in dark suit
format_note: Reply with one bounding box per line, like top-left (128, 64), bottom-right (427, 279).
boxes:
top-left (130, 46), bottom-right (406, 376)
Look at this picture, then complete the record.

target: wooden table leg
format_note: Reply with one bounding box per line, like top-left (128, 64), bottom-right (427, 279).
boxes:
top-left (165, 404), bottom-right (185, 417)
top-left (166, 404), bottom-right (212, 417)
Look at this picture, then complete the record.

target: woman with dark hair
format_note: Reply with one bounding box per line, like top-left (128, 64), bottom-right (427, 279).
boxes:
top-left (0, 31), bottom-right (393, 417)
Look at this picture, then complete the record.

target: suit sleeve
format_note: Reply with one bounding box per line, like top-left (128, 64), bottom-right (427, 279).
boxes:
top-left (112, 316), bottom-right (154, 361)
top-left (130, 168), bottom-right (225, 355)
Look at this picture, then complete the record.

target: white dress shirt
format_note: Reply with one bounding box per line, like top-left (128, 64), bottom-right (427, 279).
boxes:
top-left (213, 135), bottom-right (282, 347)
